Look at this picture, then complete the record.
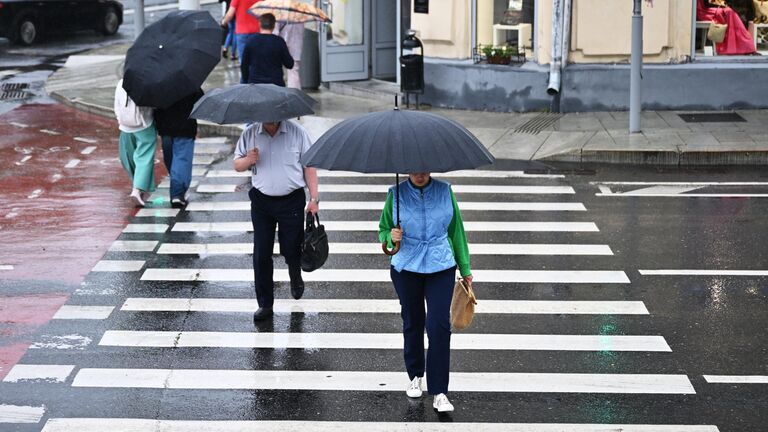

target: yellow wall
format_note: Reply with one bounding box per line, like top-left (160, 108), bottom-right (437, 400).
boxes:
top-left (410, 0), bottom-right (473, 59)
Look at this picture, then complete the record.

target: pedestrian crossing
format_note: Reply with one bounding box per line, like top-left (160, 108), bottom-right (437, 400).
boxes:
top-left (6, 136), bottom-right (724, 431)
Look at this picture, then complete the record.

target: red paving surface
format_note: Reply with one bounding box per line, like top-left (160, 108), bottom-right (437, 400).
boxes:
top-left (0, 103), bottom-right (166, 283)
top-left (0, 104), bottom-right (167, 376)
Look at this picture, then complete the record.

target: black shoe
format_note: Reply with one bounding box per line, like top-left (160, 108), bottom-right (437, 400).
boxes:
top-left (222, 49), bottom-right (228, 59)
top-left (171, 197), bottom-right (187, 208)
top-left (288, 265), bottom-right (304, 300)
top-left (253, 307), bottom-right (273, 322)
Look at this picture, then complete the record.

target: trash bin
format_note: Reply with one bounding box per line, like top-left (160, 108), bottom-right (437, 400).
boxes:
top-left (300, 27), bottom-right (320, 90)
top-left (400, 29), bottom-right (423, 108)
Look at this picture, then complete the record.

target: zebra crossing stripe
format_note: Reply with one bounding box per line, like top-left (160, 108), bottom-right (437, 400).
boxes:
top-left (121, 298), bottom-right (649, 314)
top-left (3, 364), bottom-right (75, 383)
top-left (157, 243), bottom-right (613, 256)
top-left (193, 155), bottom-right (215, 165)
top-left (141, 269), bottom-right (631, 283)
top-left (186, 201), bottom-right (587, 212)
top-left (99, 331), bottom-right (671, 352)
top-left (703, 375), bottom-right (768, 384)
top-left (158, 180), bottom-right (199, 189)
top-left (135, 208), bottom-right (180, 217)
top-left (92, 260), bottom-right (145, 272)
top-left (639, 270), bottom-right (768, 276)
top-left (38, 419), bottom-right (723, 432)
top-left (123, 224), bottom-right (168, 233)
top-left (0, 404), bottom-right (45, 423)
top-left (195, 137), bottom-right (228, 144)
top-left (171, 221), bottom-right (600, 232)
top-left (206, 169), bottom-right (567, 179)
top-left (109, 241), bottom-right (158, 252)
top-left (197, 184), bottom-right (576, 194)
top-left (53, 306), bottom-right (114, 320)
top-left (70, 369), bottom-right (696, 394)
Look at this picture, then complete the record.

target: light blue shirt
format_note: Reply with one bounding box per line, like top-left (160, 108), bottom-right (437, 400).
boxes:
top-left (234, 120), bottom-right (313, 196)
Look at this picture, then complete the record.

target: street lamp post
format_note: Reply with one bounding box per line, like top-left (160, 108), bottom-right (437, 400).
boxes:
top-left (629, 0), bottom-right (642, 133)
top-left (135, 0), bottom-right (145, 39)
top-left (179, 0), bottom-right (201, 9)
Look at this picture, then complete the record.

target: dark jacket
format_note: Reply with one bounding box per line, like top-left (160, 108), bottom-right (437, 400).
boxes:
top-left (154, 88), bottom-right (204, 138)
top-left (240, 33), bottom-right (294, 86)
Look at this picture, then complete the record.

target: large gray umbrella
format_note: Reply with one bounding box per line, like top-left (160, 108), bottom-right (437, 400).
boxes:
top-left (301, 107), bottom-right (494, 255)
top-left (190, 84), bottom-right (316, 124)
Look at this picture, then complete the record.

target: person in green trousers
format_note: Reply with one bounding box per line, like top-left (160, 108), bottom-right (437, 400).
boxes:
top-left (114, 79), bottom-right (157, 207)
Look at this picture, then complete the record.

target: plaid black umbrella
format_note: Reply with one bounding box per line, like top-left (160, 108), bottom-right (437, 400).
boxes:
top-left (123, 10), bottom-right (221, 109)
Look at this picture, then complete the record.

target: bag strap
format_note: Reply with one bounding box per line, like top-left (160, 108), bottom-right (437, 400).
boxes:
top-left (305, 212), bottom-right (321, 230)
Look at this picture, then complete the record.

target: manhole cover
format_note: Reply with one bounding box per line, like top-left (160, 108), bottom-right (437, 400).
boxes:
top-left (514, 113), bottom-right (563, 134)
top-left (678, 112), bottom-right (746, 123)
top-left (0, 91), bottom-right (28, 100)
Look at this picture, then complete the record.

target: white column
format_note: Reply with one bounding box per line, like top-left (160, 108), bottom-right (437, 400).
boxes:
top-left (179, 0), bottom-right (201, 10)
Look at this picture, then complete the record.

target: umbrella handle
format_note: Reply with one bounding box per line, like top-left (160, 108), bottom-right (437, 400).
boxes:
top-left (382, 241), bottom-right (400, 256)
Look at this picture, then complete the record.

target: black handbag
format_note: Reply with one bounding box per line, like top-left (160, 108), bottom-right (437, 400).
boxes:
top-left (301, 213), bottom-right (328, 272)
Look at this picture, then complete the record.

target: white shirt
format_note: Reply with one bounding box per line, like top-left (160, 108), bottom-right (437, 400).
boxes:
top-left (234, 120), bottom-right (313, 196)
top-left (113, 79), bottom-right (153, 133)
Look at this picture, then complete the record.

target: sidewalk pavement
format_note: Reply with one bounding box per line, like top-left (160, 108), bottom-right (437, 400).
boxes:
top-left (45, 43), bottom-right (768, 165)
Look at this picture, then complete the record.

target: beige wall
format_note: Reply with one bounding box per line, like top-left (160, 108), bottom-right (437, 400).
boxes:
top-left (410, 0), bottom-right (472, 59)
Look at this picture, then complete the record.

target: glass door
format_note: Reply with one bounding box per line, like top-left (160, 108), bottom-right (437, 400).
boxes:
top-left (320, 0), bottom-right (371, 81)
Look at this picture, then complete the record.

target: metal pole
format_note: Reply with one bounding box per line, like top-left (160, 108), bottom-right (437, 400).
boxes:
top-left (134, 0), bottom-right (145, 39)
top-left (629, 0), bottom-right (642, 133)
top-left (179, 0), bottom-right (201, 10)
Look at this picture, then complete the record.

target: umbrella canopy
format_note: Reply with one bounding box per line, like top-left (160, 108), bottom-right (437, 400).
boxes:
top-left (249, 0), bottom-right (331, 23)
top-left (190, 84), bottom-right (316, 124)
top-left (300, 108), bottom-right (494, 173)
top-left (123, 10), bottom-right (221, 109)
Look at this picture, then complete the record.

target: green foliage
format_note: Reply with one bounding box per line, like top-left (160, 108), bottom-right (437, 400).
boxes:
top-left (480, 44), bottom-right (519, 59)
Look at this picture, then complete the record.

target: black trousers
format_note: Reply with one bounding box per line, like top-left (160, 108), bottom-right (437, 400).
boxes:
top-left (249, 187), bottom-right (305, 308)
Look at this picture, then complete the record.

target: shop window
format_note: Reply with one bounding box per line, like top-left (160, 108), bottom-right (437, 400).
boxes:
top-left (475, 0), bottom-right (536, 55)
top-left (692, 0), bottom-right (768, 57)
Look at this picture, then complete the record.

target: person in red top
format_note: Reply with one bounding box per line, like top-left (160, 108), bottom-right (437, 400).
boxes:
top-left (221, 0), bottom-right (262, 61)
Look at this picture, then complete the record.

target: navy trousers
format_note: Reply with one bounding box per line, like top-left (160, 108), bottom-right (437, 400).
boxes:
top-left (390, 265), bottom-right (456, 395)
top-left (249, 187), bottom-right (305, 308)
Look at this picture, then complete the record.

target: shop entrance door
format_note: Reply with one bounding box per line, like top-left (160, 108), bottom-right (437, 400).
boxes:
top-left (372, 0), bottom-right (397, 80)
top-left (320, 0), bottom-right (371, 81)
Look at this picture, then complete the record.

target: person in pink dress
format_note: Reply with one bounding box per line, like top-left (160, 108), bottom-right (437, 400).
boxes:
top-left (697, 0), bottom-right (756, 55)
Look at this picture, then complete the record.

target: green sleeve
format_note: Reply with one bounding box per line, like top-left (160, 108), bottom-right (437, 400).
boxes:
top-left (447, 188), bottom-right (471, 277)
top-left (378, 191), bottom-right (395, 247)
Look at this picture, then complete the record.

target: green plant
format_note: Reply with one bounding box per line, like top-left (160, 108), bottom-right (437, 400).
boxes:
top-left (480, 45), bottom-right (520, 64)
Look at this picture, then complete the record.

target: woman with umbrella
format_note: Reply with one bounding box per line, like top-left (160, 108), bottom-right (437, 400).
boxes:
top-left (378, 172), bottom-right (472, 413)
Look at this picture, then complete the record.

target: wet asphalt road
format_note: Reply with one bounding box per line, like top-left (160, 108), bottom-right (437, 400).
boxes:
top-left (0, 143), bottom-right (766, 430)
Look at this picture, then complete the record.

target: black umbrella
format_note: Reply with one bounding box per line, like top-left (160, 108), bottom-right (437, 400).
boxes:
top-left (190, 84), bottom-right (316, 124)
top-left (300, 106), bottom-right (494, 255)
top-left (123, 10), bottom-right (221, 109)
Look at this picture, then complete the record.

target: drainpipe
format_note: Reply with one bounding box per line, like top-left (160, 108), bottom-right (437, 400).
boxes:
top-left (547, 0), bottom-right (563, 96)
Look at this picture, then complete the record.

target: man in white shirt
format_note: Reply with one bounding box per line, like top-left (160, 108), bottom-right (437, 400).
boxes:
top-left (234, 120), bottom-right (319, 321)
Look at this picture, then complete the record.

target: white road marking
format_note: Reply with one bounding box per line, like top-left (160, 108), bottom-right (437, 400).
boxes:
top-left (207, 170), bottom-right (566, 179)
top-left (123, 224), bottom-right (169, 233)
top-left (51, 174), bottom-right (63, 183)
top-left (640, 270), bottom-right (768, 276)
top-left (53, 306), bottom-right (115, 320)
top-left (191, 167), bottom-right (208, 176)
top-left (194, 146), bottom-right (231, 154)
top-left (39, 419), bottom-right (721, 432)
top-left (0, 265), bottom-right (13, 271)
top-left (618, 186), bottom-right (703, 195)
top-left (109, 240), bottom-right (158, 252)
top-left (197, 184), bottom-right (576, 194)
top-left (0, 404), bottom-right (45, 423)
top-left (9, 121), bottom-right (29, 128)
top-left (70, 368), bottom-right (696, 394)
top-left (75, 138), bottom-right (98, 145)
top-left (17, 155), bottom-right (32, 164)
top-left (3, 365), bottom-right (75, 383)
top-left (39, 129), bottom-right (61, 135)
top-left (30, 334), bottom-right (92, 350)
top-left (141, 268), bottom-right (630, 284)
top-left (27, 189), bottom-right (43, 199)
top-left (157, 242), bottom-right (613, 256)
top-left (193, 155), bottom-right (215, 165)
top-left (158, 179), bottom-right (199, 189)
top-left (135, 208), bottom-right (180, 217)
top-left (597, 193), bottom-right (768, 198)
top-left (100, 331), bottom-right (670, 352)
top-left (121, 298), bottom-right (648, 315)
top-left (703, 375), bottom-right (768, 384)
top-left (79, 145), bottom-right (98, 154)
top-left (186, 201), bottom-right (587, 212)
top-left (592, 181), bottom-right (768, 186)
top-left (171, 221), bottom-right (599, 233)
top-left (64, 159), bottom-right (81, 168)
top-left (92, 260), bottom-right (145, 272)
top-left (195, 137), bottom-right (229, 144)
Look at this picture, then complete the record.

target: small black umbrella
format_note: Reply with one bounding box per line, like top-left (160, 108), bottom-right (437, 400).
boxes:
top-left (123, 10), bottom-right (221, 109)
top-left (300, 106), bottom-right (494, 255)
top-left (190, 84), bottom-right (316, 124)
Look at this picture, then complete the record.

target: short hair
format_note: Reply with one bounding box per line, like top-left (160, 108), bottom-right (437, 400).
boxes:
top-left (260, 13), bottom-right (276, 30)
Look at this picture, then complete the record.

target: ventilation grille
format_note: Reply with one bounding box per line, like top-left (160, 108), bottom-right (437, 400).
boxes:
top-left (0, 83), bottom-right (29, 100)
top-left (678, 112), bottom-right (746, 123)
top-left (514, 113), bottom-right (563, 134)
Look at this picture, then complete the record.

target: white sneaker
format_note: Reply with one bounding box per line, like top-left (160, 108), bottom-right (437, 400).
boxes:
top-left (432, 393), bottom-right (454, 412)
top-left (406, 376), bottom-right (423, 398)
top-left (130, 188), bottom-right (145, 207)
